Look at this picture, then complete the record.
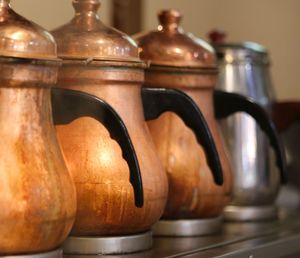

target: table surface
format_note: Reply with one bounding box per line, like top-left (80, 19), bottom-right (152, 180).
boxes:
top-left (65, 210), bottom-right (300, 258)
top-left (151, 213), bottom-right (300, 258)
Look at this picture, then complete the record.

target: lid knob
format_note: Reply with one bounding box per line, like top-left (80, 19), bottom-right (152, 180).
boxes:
top-left (72, 0), bottom-right (101, 14)
top-left (0, 0), bottom-right (10, 5)
top-left (208, 29), bottom-right (227, 44)
top-left (0, 0), bottom-right (10, 14)
top-left (158, 9), bottom-right (182, 33)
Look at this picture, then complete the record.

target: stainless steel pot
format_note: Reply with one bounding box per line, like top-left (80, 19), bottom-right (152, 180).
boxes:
top-left (210, 31), bottom-right (286, 221)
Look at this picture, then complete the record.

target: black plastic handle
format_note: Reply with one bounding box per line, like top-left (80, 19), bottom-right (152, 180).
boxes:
top-left (141, 87), bottom-right (223, 186)
top-left (51, 88), bottom-right (143, 207)
top-left (214, 90), bottom-right (287, 184)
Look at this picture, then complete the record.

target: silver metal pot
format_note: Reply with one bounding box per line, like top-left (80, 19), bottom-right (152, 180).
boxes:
top-left (211, 33), bottom-right (285, 221)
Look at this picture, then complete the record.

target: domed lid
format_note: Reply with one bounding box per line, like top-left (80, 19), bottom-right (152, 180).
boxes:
top-left (208, 30), bottom-right (270, 65)
top-left (134, 9), bottom-right (217, 69)
top-left (0, 0), bottom-right (58, 61)
top-left (51, 0), bottom-right (142, 64)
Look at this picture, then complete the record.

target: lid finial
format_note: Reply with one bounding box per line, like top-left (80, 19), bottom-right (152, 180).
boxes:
top-left (208, 29), bottom-right (227, 44)
top-left (72, 0), bottom-right (101, 14)
top-left (158, 9), bottom-right (182, 33)
top-left (0, 0), bottom-right (10, 13)
top-left (0, 0), bottom-right (10, 4)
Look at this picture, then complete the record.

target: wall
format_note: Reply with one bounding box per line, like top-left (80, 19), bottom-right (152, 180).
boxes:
top-left (11, 0), bottom-right (300, 100)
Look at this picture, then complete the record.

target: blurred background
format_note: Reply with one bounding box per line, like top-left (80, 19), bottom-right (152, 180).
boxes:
top-left (12, 0), bottom-right (300, 101)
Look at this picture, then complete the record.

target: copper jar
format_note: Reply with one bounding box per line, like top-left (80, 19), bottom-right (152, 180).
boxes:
top-left (134, 10), bottom-right (231, 219)
top-left (51, 0), bottom-right (223, 236)
top-left (0, 0), bottom-right (76, 253)
top-left (134, 9), bottom-right (286, 220)
top-left (0, 0), bottom-right (145, 253)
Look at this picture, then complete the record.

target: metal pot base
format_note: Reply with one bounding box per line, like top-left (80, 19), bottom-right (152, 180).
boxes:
top-left (152, 216), bottom-right (223, 237)
top-left (224, 205), bottom-right (278, 221)
top-left (62, 231), bottom-right (152, 255)
top-left (1, 250), bottom-right (62, 258)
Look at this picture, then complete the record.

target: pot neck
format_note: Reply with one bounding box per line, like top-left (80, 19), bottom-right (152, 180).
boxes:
top-left (71, 0), bottom-right (103, 30)
top-left (158, 9), bottom-right (182, 34)
top-left (72, 0), bottom-right (101, 21)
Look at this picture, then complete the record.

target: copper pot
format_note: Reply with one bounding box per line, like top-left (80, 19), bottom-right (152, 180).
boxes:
top-left (0, 1), bottom-right (76, 253)
top-left (134, 9), bottom-right (286, 219)
top-left (0, 1), bottom-right (143, 254)
top-left (51, 0), bottom-right (223, 236)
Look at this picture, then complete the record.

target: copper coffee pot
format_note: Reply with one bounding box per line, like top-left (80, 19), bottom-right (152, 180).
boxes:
top-left (0, 1), bottom-right (143, 255)
top-left (0, 0), bottom-right (76, 253)
top-left (51, 0), bottom-right (224, 254)
top-left (134, 9), bottom-right (286, 236)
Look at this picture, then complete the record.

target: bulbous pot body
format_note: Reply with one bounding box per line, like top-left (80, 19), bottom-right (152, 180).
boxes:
top-left (55, 63), bottom-right (168, 236)
top-left (144, 69), bottom-right (233, 219)
top-left (0, 61), bottom-right (76, 254)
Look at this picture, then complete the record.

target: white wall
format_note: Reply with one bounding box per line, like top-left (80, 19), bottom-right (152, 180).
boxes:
top-left (10, 0), bottom-right (300, 100)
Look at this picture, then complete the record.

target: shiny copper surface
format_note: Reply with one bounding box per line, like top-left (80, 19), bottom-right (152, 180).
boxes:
top-left (52, 0), bottom-right (141, 63)
top-left (0, 3), bottom-right (76, 253)
top-left (135, 9), bottom-right (233, 219)
top-left (134, 9), bottom-right (216, 69)
top-left (0, 0), bottom-right (58, 61)
top-left (52, 0), bottom-right (168, 236)
top-left (0, 65), bottom-right (76, 254)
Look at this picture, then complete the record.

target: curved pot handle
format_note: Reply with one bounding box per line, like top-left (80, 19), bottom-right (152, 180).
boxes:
top-left (214, 90), bottom-right (287, 184)
top-left (273, 101), bottom-right (300, 132)
top-left (51, 88), bottom-right (143, 208)
top-left (141, 87), bottom-right (223, 186)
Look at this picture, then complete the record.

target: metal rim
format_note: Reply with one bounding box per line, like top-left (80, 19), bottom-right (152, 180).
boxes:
top-left (63, 231), bottom-right (153, 255)
top-left (146, 64), bottom-right (218, 74)
top-left (1, 249), bottom-right (62, 258)
top-left (152, 217), bottom-right (223, 237)
top-left (0, 56), bottom-right (62, 66)
top-left (224, 205), bottom-right (278, 222)
top-left (60, 57), bottom-right (146, 68)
